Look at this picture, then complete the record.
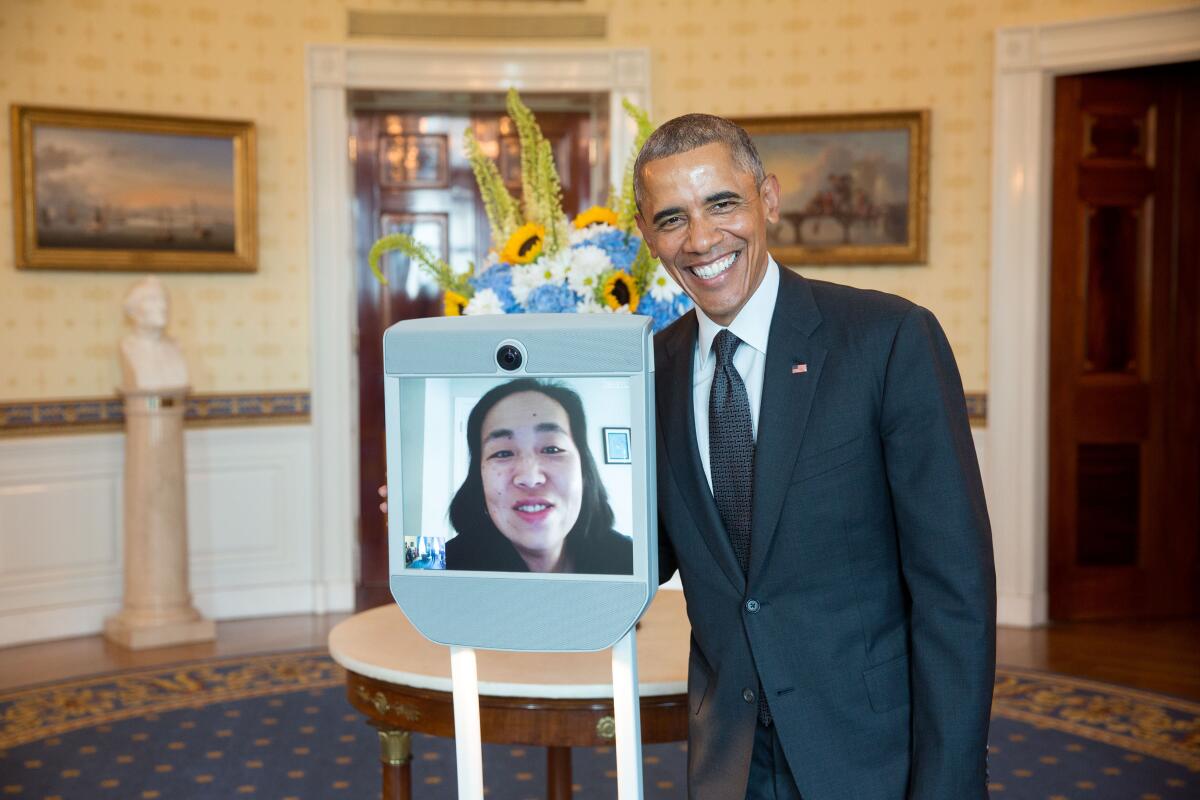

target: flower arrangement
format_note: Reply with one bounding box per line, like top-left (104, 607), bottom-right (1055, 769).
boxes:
top-left (367, 89), bottom-right (691, 333)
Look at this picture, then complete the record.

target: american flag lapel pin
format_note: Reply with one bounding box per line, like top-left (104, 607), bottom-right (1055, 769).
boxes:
top-left (791, 362), bottom-right (808, 374)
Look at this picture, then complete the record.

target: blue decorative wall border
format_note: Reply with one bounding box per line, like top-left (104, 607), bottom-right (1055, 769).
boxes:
top-left (1, 391), bottom-right (981, 436)
top-left (2, 391), bottom-right (984, 434)
top-left (0, 392), bottom-right (311, 436)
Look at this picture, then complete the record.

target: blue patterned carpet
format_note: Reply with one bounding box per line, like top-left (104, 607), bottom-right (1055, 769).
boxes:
top-left (0, 652), bottom-right (1196, 798)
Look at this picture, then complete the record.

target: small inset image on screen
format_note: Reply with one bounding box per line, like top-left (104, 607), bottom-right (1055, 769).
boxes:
top-left (403, 535), bottom-right (446, 570)
top-left (397, 376), bottom-right (634, 576)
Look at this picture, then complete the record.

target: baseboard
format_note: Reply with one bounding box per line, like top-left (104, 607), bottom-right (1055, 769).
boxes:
top-left (193, 582), bottom-right (320, 621)
top-left (315, 581), bottom-right (356, 614)
top-left (998, 592), bottom-right (1049, 628)
top-left (0, 599), bottom-right (124, 646)
top-left (0, 580), bottom-right (358, 647)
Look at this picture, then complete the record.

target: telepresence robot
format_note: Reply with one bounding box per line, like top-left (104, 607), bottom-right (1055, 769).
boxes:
top-left (383, 315), bottom-right (658, 799)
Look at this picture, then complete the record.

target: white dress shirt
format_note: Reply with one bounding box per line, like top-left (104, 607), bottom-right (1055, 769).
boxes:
top-left (693, 256), bottom-right (781, 492)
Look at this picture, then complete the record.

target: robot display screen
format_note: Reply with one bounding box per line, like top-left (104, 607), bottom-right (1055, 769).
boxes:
top-left (396, 375), bottom-right (635, 577)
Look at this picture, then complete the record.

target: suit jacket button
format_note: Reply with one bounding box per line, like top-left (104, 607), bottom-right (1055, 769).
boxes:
top-left (745, 599), bottom-right (760, 613)
top-left (742, 688), bottom-right (756, 704)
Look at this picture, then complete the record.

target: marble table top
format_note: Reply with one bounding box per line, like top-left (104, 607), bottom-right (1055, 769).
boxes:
top-left (329, 588), bottom-right (690, 699)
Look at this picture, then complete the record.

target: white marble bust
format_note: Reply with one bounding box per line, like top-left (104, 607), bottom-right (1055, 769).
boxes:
top-left (120, 277), bottom-right (189, 393)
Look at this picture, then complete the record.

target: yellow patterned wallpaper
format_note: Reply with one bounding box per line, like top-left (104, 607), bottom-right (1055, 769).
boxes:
top-left (0, 0), bottom-right (1190, 401)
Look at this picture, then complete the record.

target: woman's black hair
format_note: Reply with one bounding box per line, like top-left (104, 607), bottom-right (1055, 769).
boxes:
top-left (448, 378), bottom-right (614, 554)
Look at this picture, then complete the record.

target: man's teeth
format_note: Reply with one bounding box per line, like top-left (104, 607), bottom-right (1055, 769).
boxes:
top-left (516, 503), bottom-right (549, 512)
top-left (692, 252), bottom-right (737, 280)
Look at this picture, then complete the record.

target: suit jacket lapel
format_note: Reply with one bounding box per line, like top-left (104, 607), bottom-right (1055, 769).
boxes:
top-left (748, 270), bottom-right (826, 583)
top-left (657, 314), bottom-right (747, 594)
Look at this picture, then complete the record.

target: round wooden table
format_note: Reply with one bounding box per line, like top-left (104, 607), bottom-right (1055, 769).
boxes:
top-left (328, 589), bottom-right (691, 800)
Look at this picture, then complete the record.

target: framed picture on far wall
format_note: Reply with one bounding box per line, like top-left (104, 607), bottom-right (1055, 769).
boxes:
top-left (603, 427), bottom-right (632, 465)
top-left (378, 133), bottom-right (448, 189)
top-left (11, 105), bottom-right (257, 272)
top-left (733, 110), bottom-right (929, 265)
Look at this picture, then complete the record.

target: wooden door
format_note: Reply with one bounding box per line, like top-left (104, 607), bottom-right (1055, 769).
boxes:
top-left (1048, 62), bottom-right (1200, 621)
top-left (351, 95), bottom-right (607, 610)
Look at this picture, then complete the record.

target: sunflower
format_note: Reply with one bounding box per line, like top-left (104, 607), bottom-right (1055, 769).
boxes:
top-left (601, 271), bottom-right (640, 312)
top-left (501, 223), bottom-right (545, 264)
top-left (573, 206), bottom-right (619, 229)
top-left (444, 290), bottom-right (469, 317)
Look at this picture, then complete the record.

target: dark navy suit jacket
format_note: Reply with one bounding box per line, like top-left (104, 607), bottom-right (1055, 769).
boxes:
top-left (655, 268), bottom-right (996, 799)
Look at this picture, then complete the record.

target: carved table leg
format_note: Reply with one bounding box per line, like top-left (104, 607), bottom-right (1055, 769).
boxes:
top-left (378, 728), bottom-right (412, 800)
top-left (547, 746), bottom-right (572, 800)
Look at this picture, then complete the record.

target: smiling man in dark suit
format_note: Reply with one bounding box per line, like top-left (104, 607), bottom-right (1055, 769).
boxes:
top-left (635, 114), bottom-right (995, 799)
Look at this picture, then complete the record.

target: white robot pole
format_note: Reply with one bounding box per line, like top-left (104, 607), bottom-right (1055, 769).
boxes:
top-left (450, 645), bottom-right (485, 800)
top-left (611, 626), bottom-right (645, 800)
top-left (450, 630), bottom-right (645, 800)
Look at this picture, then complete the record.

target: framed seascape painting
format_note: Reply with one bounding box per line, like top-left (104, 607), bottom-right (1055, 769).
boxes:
top-left (10, 106), bottom-right (257, 272)
top-left (734, 111), bottom-right (929, 265)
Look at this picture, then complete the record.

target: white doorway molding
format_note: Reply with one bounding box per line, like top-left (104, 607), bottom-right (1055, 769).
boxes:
top-left (304, 45), bottom-right (651, 610)
top-left (989, 6), bottom-right (1200, 627)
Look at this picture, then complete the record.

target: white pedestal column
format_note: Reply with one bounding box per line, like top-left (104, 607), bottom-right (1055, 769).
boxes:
top-left (105, 388), bottom-right (215, 649)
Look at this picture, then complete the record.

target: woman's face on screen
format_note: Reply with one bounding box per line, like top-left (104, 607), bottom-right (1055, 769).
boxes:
top-left (479, 391), bottom-right (584, 567)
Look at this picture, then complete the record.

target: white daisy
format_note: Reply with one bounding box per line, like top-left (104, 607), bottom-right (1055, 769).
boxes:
top-left (647, 261), bottom-right (684, 302)
top-left (575, 295), bottom-right (606, 315)
top-left (568, 222), bottom-right (616, 246)
top-left (510, 251), bottom-right (571, 304)
top-left (541, 249), bottom-right (574, 281)
top-left (463, 288), bottom-right (504, 316)
top-left (565, 245), bottom-right (613, 296)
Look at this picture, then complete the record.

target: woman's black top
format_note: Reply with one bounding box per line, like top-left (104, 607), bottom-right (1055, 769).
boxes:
top-left (445, 525), bottom-right (633, 575)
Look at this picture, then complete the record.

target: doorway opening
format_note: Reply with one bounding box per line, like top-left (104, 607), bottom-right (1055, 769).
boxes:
top-left (349, 90), bottom-right (611, 609)
top-left (1047, 61), bottom-right (1199, 621)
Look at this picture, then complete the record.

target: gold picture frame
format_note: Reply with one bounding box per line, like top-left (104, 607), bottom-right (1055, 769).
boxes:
top-left (11, 105), bottom-right (257, 272)
top-left (733, 110), bottom-right (929, 265)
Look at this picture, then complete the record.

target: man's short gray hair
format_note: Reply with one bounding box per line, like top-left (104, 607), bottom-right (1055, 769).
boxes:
top-left (633, 113), bottom-right (766, 212)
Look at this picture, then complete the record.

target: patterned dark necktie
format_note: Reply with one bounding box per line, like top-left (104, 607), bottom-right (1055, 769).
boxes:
top-left (709, 329), bottom-right (754, 573)
top-left (708, 330), bottom-right (772, 726)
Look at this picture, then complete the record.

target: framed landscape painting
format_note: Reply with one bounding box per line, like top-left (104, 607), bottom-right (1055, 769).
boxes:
top-left (10, 106), bottom-right (257, 272)
top-left (734, 111), bottom-right (929, 265)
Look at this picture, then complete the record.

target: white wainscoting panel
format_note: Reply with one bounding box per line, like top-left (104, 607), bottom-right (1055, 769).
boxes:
top-left (0, 424), bottom-right (333, 647)
top-left (0, 423), bottom-right (996, 644)
top-left (0, 434), bottom-right (125, 643)
top-left (0, 476), bottom-right (120, 574)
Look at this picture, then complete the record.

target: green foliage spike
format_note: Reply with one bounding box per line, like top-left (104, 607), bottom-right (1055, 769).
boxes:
top-left (506, 88), bottom-right (567, 252)
top-left (624, 97), bottom-right (656, 144)
top-left (630, 240), bottom-right (657, 294)
top-left (463, 129), bottom-right (521, 248)
top-left (536, 138), bottom-right (568, 253)
top-left (507, 88), bottom-right (542, 221)
top-left (614, 98), bottom-right (657, 234)
top-left (367, 233), bottom-right (472, 296)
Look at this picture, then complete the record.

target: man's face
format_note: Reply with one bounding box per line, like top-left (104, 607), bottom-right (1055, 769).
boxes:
top-left (636, 142), bottom-right (780, 326)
